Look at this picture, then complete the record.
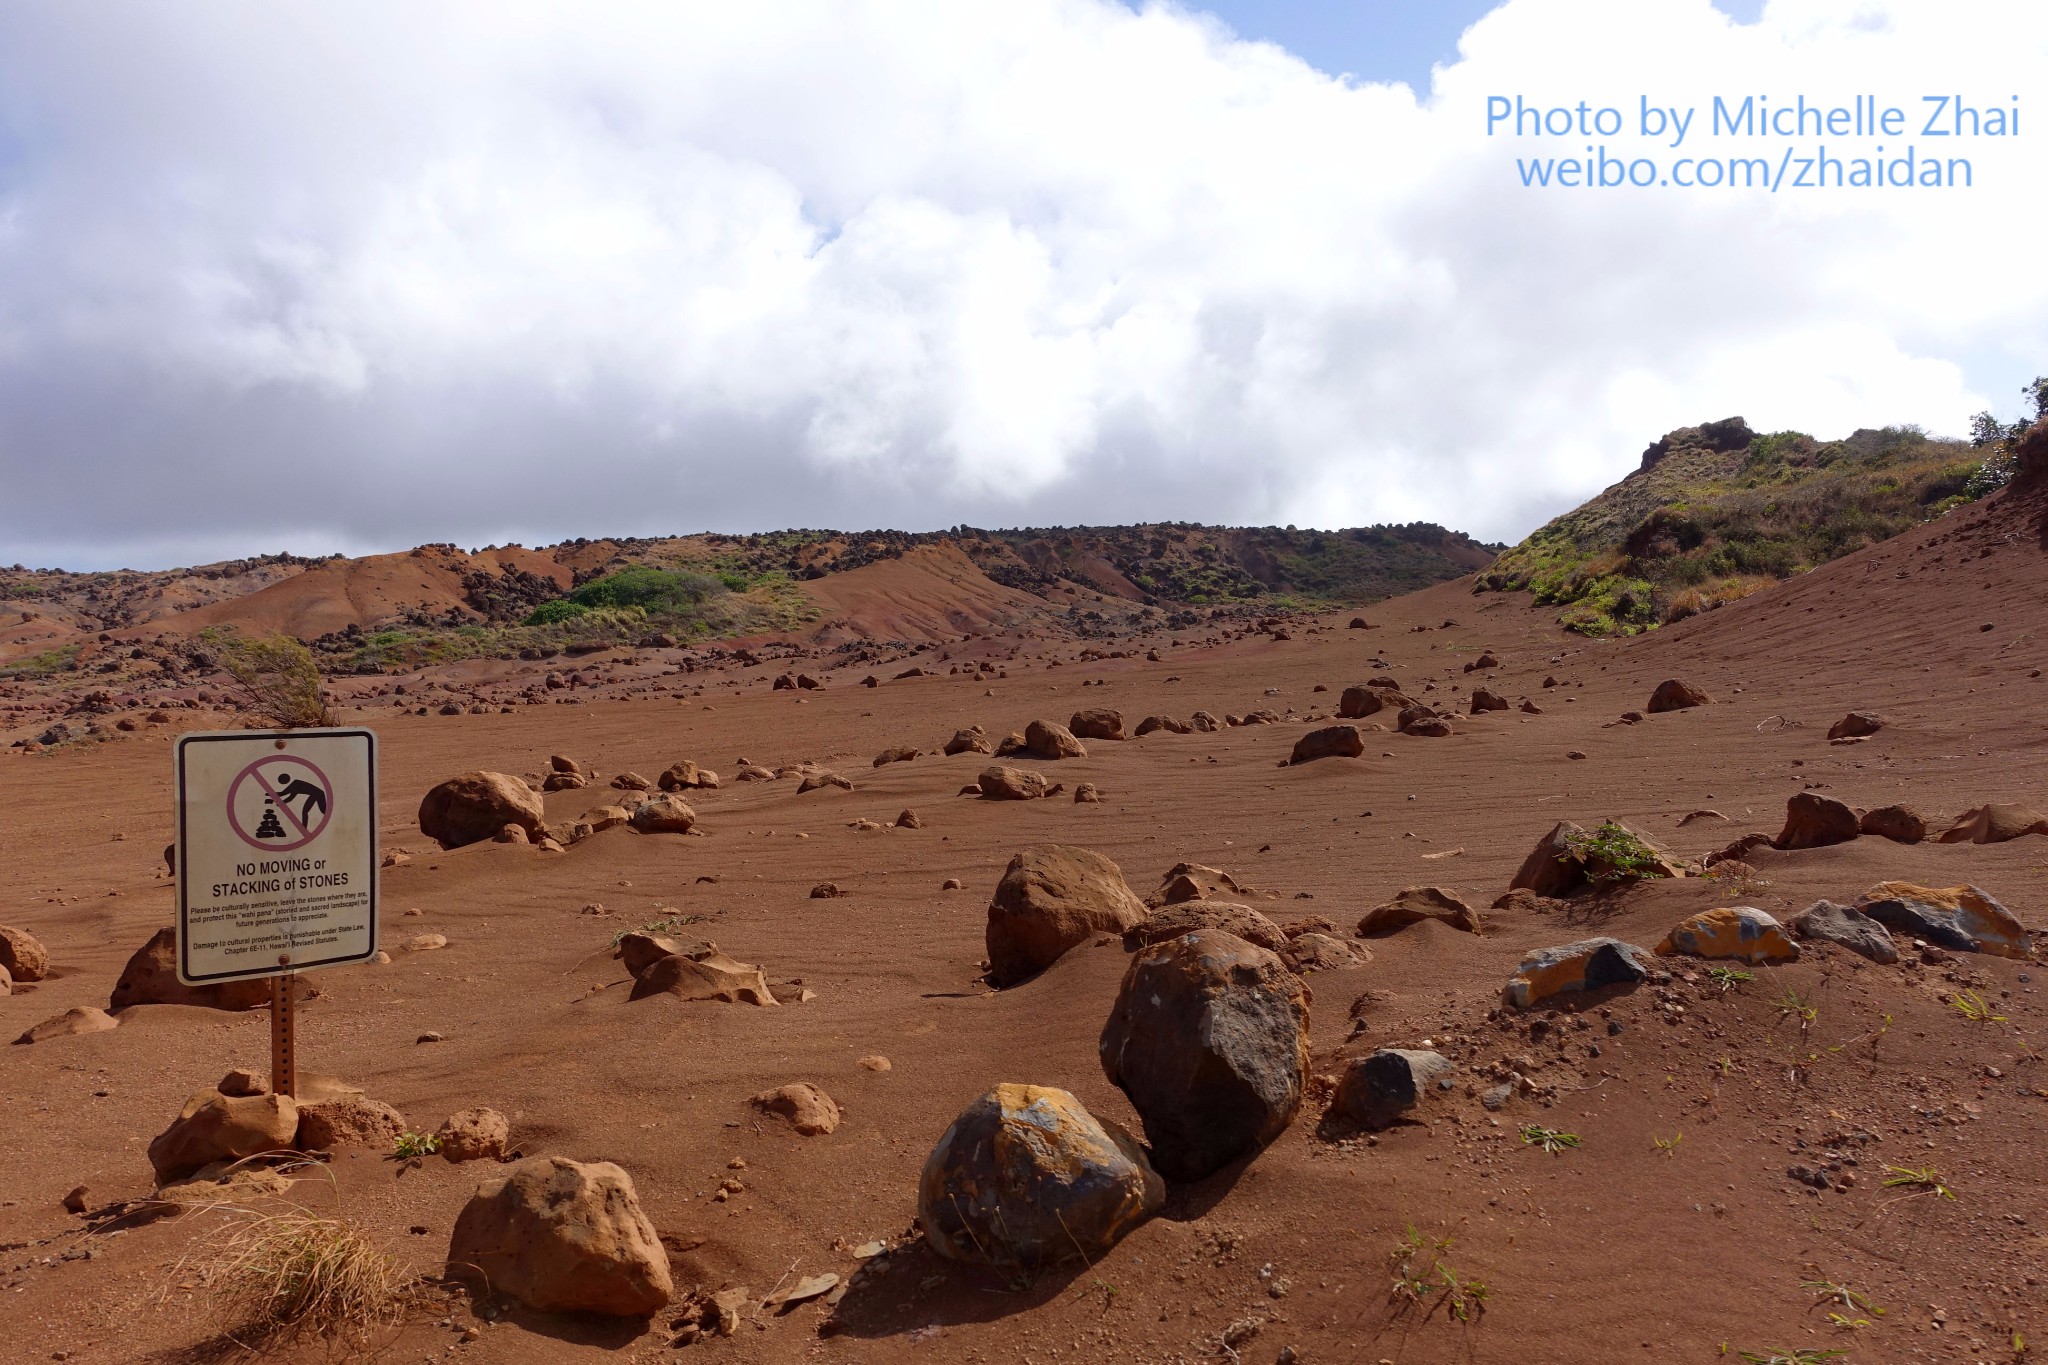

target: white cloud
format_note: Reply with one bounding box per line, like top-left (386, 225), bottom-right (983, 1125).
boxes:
top-left (0, 0), bottom-right (2042, 568)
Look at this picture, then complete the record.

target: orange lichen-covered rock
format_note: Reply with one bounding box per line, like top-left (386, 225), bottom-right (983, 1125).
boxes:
top-left (1856, 883), bottom-right (2032, 959)
top-left (919, 1084), bottom-right (1162, 1268)
top-left (1503, 937), bottom-right (1654, 1009)
top-left (1654, 907), bottom-right (1799, 964)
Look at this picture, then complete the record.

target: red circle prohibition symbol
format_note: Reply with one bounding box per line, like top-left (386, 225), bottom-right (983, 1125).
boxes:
top-left (227, 755), bottom-right (335, 852)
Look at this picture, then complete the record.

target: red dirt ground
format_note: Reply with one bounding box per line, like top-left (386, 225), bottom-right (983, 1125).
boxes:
top-left (1, 482), bottom-right (2044, 1364)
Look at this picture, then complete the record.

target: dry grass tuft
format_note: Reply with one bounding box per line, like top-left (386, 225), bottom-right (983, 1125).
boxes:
top-left (218, 631), bottom-right (336, 729)
top-left (1664, 574), bottom-right (1775, 623)
top-left (168, 1209), bottom-right (417, 1349)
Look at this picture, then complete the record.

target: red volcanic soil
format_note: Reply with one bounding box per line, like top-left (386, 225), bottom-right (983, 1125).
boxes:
top-left (160, 546), bottom-right (570, 641)
top-left (801, 544), bottom-right (1060, 644)
top-left (0, 483), bottom-right (2045, 1363)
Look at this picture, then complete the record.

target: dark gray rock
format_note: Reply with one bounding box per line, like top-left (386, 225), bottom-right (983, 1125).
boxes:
top-left (1334, 1049), bottom-right (1452, 1130)
top-left (1789, 900), bottom-right (1899, 964)
top-left (1099, 930), bottom-right (1309, 1181)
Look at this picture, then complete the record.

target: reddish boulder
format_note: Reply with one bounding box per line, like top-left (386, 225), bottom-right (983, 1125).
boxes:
top-left (1288, 725), bottom-right (1364, 764)
top-left (985, 846), bottom-right (1147, 986)
top-left (1775, 792), bottom-right (1861, 850)
top-left (1068, 709), bottom-right (1125, 741)
top-left (419, 772), bottom-right (547, 849)
top-left (447, 1156), bottom-right (673, 1316)
top-left (1646, 680), bottom-right (1711, 713)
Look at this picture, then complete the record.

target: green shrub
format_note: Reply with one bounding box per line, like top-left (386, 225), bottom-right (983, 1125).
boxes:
top-left (522, 599), bottom-right (589, 626)
top-left (568, 566), bottom-right (726, 614)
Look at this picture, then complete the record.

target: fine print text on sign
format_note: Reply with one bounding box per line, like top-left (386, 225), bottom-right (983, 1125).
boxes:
top-left (175, 728), bottom-right (380, 985)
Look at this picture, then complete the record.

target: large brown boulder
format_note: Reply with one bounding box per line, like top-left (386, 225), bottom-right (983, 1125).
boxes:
top-left (1358, 886), bottom-right (1481, 935)
top-left (944, 726), bottom-right (993, 756)
top-left (0, 925), bottom-right (50, 982)
top-left (1336, 686), bottom-right (1388, 718)
top-left (148, 1089), bottom-right (300, 1184)
top-left (1936, 803), bottom-right (2048, 845)
top-left (1468, 689), bottom-right (1509, 714)
top-left (1134, 715), bottom-right (1192, 736)
top-left (1859, 804), bottom-right (1927, 843)
top-left (448, 1156), bottom-right (673, 1316)
top-left (1827, 712), bottom-right (1884, 741)
top-left (1288, 725), bottom-right (1364, 764)
top-left (1123, 902), bottom-right (1293, 960)
top-left (1098, 930), bottom-right (1309, 1181)
top-left (985, 846), bottom-right (1147, 986)
top-left (1775, 793), bottom-right (1861, 850)
top-left (658, 760), bottom-right (719, 791)
top-left (110, 928), bottom-right (272, 1011)
top-left (919, 1084), bottom-right (1161, 1269)
top-left (419, 772), bottom-right (547, 850)
top-left (872, 746), bottom-right (920, 767)
top-left (977, 765), bottom-right (1055, 801)
top-left (1646, 679), bottom-right (1711, 712)
top-left (1022, 720), bottom-right (1087, 760)
top-left (437, 1107), bottom-right (511, 1163)
top-left (630, 794), bottom-right (698, 834)
top-left (1068, 709), bottom-right (1125, 741)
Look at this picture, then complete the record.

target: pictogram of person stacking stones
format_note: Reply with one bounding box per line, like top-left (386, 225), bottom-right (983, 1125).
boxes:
top-left (255, 771), bottom-right (329, 839)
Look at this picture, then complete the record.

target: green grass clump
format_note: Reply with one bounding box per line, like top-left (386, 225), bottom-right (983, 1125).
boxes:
top-left (1560, 821), bottom-right (1670, 883)
top-left (0, 644), bottom-right (80, 680)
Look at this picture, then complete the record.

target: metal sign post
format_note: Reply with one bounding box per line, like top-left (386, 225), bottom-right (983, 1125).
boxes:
top-left (270, 971), bottom-right (298, 1098)
top-left (174, 728), bottom-right (378, 1094)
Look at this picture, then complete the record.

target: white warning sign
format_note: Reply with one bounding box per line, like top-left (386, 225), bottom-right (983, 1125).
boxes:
top-left (175, 728), bottom-right (379, 984)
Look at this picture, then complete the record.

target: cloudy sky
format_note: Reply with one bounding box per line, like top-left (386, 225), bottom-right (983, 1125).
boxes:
top-left (0, 0), bottom-right (2040, 571)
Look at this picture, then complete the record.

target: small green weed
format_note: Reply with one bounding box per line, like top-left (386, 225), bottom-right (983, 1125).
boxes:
top-left (1882, 1164), bottom-right (1955, 1200)
top-left (1387, 1225), bottom-right (1489, 1323)
top-left (1804, 1279), bottom-right (1883, 1327)
top-left (1707, 966), bottom-right (1754, 994)
top-left (1518, 1125), bottom-right (1580, 1154)
top-left (1652, 1133), bottom-right (1683, 1156)
top-left (1950, 990), bottom-right (2008, 1023)
top-left (392, 1131), bottom-right (441, 1161)
top-left (1775, 987), bottom-right (1818, 1027)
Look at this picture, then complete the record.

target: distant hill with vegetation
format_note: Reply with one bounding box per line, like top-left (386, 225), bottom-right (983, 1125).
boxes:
top-left (1475, 415), bottom-right (2010, 635)
top-left (1, 521), bottom-right (1500, 680)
